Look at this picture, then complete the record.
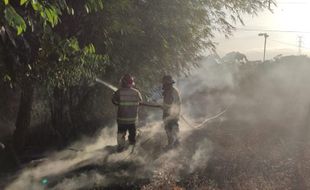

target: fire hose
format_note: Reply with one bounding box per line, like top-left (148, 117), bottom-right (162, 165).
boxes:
top-left (95, 77), bottom-right (229, 128)
top-left (67, 78), bottom-right (231, 154)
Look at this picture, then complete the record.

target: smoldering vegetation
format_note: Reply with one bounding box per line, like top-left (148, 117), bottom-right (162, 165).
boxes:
top-left (3, 54), bottom-right (310, 190)
top-left (4, 121), bottom-right (215, 190)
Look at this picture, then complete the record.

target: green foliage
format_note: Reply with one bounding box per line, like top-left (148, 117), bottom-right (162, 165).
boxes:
top-left (4, 5), bottom-right (26, 35)
top-left (85, 0), bottom-right (104, 13)
top-left (20, 0), bottom-right (27, 6)
top-left (0, 0), bottom-right (109, 90)
top-left (38, 37), bottom-right (108, 91)
top-left (3, 0), bottom-right (9, 5)
top-left (0, 0), bottom-right (274, 90)
top-left (1, 1), bottom-right (62, 35)
top-left (0, 0), bottom-right (275, 92)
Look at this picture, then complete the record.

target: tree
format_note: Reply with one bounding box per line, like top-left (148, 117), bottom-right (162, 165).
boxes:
top-left (0, 0), bottom-right (274, 156)
top-left (0, 0), bottom-right (107, 153)
top-left (81, 0), bottom-right (274, 89)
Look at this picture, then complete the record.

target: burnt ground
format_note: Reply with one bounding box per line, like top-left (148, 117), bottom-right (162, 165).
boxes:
top-left (142, 111), bottom-right (310, 190)
top-left (2, 105), bottom-right (310, 190)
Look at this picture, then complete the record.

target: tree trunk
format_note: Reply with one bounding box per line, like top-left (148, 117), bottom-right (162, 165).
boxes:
top-left (51, 88), bottom-right (73, 146)
top-left (13, 83), bottom-right (34, 153)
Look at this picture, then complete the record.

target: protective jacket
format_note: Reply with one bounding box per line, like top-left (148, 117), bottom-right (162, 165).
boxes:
top-left (112, 87), bottom-right (142, 125)
top-left (163, 86), bottom-right (181, 121)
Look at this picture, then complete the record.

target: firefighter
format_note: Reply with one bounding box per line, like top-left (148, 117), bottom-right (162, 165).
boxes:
top-left (162, 75), bottom-right (181, 149)
top-left (112, 74), bottom-right (142, 151)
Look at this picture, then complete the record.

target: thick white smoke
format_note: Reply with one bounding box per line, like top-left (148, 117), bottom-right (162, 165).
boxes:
top-left (5, 119), bottom-right (218, 189)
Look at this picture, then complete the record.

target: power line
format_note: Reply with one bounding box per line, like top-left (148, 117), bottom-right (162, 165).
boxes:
top-left (270, 39), bottom-right (310, 50)
top-left (237, 28), bottom-right (310, 34)
top-left (270, 40), bottom-right (298, 47)
top-left (217, 33), bottom-right (310, 50)
top-left (277, 2), bottom-right (308, 4)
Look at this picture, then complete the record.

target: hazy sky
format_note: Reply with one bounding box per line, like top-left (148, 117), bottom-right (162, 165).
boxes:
top-left (214, 0), bottom-right (310, 60)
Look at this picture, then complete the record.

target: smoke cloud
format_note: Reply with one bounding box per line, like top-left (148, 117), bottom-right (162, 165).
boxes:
top-left (5, 54), bottom-right (310, 189)
top-left (4, 120), bottom-right (217, 189)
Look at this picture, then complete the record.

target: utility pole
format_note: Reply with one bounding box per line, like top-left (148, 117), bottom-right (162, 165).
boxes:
top-left (258, 33), bottom-right (269, 62)
top-left (298, 36), bottom-right (302, 55)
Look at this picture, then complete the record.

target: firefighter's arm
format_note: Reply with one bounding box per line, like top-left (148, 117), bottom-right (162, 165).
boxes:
top-left (138, 91), bottom-right (143, 102)
top-left (174, 89), bottom-right (182, 114)
top-left (112, 90), bottom-right (120, 105)
top-left (138, 91), bottom-right (162, 108)
top-left (173, 88), bottom-right (181, 105)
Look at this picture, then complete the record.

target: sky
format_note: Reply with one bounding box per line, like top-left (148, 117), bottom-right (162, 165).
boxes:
top-left (214, 0), bottom-right (310, 60)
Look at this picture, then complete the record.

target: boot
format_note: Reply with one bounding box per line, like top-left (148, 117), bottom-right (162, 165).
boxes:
top-left (117, 133), bottom-right (126, 152)
top-left (171, 125), bottom-right (180, 147)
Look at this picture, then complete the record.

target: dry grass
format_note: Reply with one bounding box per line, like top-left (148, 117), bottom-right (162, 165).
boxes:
top-left (139, 117), bottom-right (310, 190)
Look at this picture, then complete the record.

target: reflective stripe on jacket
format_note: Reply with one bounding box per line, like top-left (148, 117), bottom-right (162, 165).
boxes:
top-left (112, 87), bottom-right (142, 124)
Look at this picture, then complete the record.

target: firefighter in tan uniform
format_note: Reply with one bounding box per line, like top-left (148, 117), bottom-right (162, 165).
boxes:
top-left (162, 75), bottom-right (181, 149)
top-left (112, 74), bottom-right (142, 151)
